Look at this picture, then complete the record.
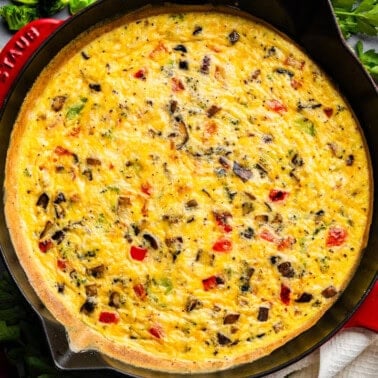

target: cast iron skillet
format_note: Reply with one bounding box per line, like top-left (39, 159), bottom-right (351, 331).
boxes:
top-left (0, 0), bottom-right (377, 377)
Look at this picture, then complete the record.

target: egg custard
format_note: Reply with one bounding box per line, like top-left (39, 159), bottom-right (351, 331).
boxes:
top-left (4, 8), bottom-right (372, 374)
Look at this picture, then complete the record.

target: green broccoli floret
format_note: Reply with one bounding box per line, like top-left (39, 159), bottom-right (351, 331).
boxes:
top-left (37, 0), bottom-right (69, 16)
top-left (69, 0), bottom-right (96, 15)
top-left (0, 5), bottom-right (38, 31)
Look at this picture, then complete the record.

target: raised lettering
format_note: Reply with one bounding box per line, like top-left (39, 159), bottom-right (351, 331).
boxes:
top-left (15, 36), bottom-right (30, 50)
top-left (25, 27), bottom-right (40, 43)
top-left (0, 70), bottom-right (10, 83)
top-left (3, 57), bottom-right (14, 69)
top-left (7, 49), bottom-right (23, 65)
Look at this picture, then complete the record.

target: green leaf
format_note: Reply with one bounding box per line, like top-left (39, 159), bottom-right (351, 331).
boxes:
top-left (0, 320), bottom-right (20, 341)
top-left (25, 355), bottom-right (56, 373)
top-left (357, 18), bottom-right (377, 34)
top-left (354, 0), bottom-right (376, 13)
top-left (355, 41), bottom-right (378, 81)
top-left (69, 0), bottom-right (96, 14)
top-left (331, 0), bottom-right (355, 10)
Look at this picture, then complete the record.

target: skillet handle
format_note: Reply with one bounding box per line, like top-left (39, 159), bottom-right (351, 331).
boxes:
top-left (0, 19), bottom-right (64, 109)
top-left (344, 280), bottom-right (378, 332)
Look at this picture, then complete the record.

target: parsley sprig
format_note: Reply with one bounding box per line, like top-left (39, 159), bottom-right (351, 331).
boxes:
top-left (0, 272), bottom-right (77, 377)
top-left (331, 0), bottom-right (378, 81)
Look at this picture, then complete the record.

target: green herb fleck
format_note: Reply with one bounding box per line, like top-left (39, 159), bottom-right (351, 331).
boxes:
top-left (295, 117), bottom-right (316, 136)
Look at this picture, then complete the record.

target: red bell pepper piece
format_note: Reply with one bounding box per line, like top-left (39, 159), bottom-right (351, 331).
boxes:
top-left (54, 146), bottom-right (72, 156)
top-left (134, 68), bottom-right (147, 80)
top-left (266, 99), bottom-right (287, 114)
top-left (141, 182), bottom-right (152, 196)
top-left (130, 245), bottom-right (147, 261)
top-left (172, 77), bottom-right (185, 92)
top-left (280, 284), bottom-right (291, 305)
top-left (326, 226), bottom-right (347, 247)
top-left (149, 325), bottom-right (164, 339)
top-left (202, 275), bottom-right (218, 291)
top-left (133, 284), bottom-right (147, 300)
top-left (269, 189), bottom-right (288, 202)
top-left (38, 239), bottom-right (53, 253)
top-left (214, 212), bottom-right (233, 233)
top-left (99, 311), bottom-right (119, 324)
top-left (260, 229), bottom-right (275, 243)
top-left (57, 259), bottom-right (67, 270)
top-left (212, 237), bottom-right (232, 252)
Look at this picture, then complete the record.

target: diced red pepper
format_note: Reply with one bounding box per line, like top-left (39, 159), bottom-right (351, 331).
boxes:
top-left (57, 259), bottom-right (67, 270)
top-left (130, 245), bottom-right (147, 261)
top-left (323, 107), bottom-right (333, 118)
top-left (277, 236), bottom-right (295, 251)
top-left (326, 226), bottom-right (347, 247)
top-left (141, 182), bottom-right (152, 196)
top-left (134, 68), bottom-right (147, 80)
top-left (99, 311), bottom-right (119, 324)
top-left (269, 189), bottom-right (288, 202)
top-left (172, 77), bottom-right (185, 92)
top-left (212, 237), bottom-right (232, 252)
top-left (149, 325), bottom-right (164, 339)
top-left (260, 229), bottom-right (275, 243)
top-left (280, 284), bottom-right (291, 305)
top-left (214, 212), bottom-right (233, 233)
top-left (133, 283), bottom-right (147, 299)
top-left (202, 275), bottom-right (218, 291)
top-left (284, 55), bottom-right (305, 70)
top-left (290, 78), bottom-right (302, 90)
top-left (54, 146), bottom-right (71, 156)
top-left (266, 99), bottom-right (287, 114)
top-left (149, 42), bottom-right (168, 59)
top-left (38, 239), bottom-right (53, 253)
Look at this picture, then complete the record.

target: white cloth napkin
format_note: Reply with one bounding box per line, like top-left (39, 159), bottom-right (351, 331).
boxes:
top-left (267, 328), bottom-right (378, 378)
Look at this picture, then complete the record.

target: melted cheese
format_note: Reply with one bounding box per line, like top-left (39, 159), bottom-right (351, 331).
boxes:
top-left (5, 9), bottom-right (372, 373)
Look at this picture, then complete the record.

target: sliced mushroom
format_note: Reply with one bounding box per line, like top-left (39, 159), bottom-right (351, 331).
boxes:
top-left (85, 284), bottom-right (98, 297)
top-left (86, 157), bottom-right (102, 166)
top-left (40, 220), bottom-right (53, 239)
top-left (36, 192), bottom-right (49, 209)
top-left (51, 95), bottom-right (67, 112)
top-left (185, 297), bottom-right (201, 312)
top-left (295, 293), bottom-right (313, 303)
top-left (143, 233), bottom-right (159, 250)
top-left (257, 307), bottom-right (269, 322)
top-left (277, 262), bottom-right (295, 278)
top-left (217, 332), bottom-right (232, 345)
top-left (169, 120), bottom-right (189, 150)
top-left (185, 199), bottom-right (198, 209)
top-left (54, 203), bottom-right (65, 219)
top-left (80, 298), bottom-right (96, 315)
top-left (207, 105), bottom-right (222, 118)
top-left (109, 291), bottom-right (121, 308)
top-left (321, 286), bottom-right (338, 298)
top-left (242, 202), bottom-right (254, 216)
top-left (51, 230), bottom-right (65, 244)
top-left (54, 192), bottom-right (66, 204)
top-left (223, 313), bottom-right (240, 325)
top-left (228, 30), bottom-right (240, 44)
top-left (117, 196), bottom-right (131, 212)
top-left (233, 162), bottom-right (252, 182)
top-left (86, 264), bottom-right (105, 278)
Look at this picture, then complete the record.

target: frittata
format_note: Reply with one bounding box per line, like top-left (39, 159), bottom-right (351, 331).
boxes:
top-left (4, 8), bottom-right (372, 373)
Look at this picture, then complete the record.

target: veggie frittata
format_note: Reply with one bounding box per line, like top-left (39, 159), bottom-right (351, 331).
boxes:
top-left (4, 8), bottom-right (372, 373)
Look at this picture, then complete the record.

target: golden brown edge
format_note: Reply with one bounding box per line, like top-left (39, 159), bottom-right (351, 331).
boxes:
top-left (3, 3), bottom-right (374, 374)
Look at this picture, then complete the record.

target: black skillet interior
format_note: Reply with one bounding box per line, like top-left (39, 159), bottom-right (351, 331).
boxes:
top-left (0, 0), bottom-right (377, 377)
